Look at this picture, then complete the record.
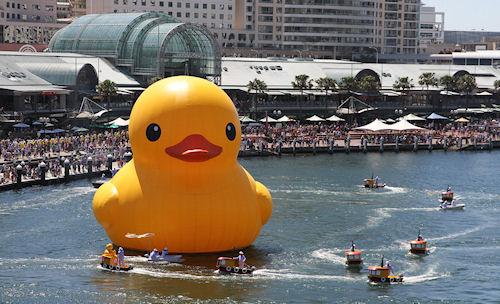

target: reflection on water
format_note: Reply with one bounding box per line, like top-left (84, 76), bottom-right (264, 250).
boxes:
top-left (1, 151), bottom-right (500, 303)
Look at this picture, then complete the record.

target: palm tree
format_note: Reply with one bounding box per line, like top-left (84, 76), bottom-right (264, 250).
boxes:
top-left (393, 77), bottom-right (414, 93)
top-left (292, 74), bottom-right (313, 109)
top-left (358, 75), bottom-right (380, 93)
top-left (247, 78), bottom-right (267, 115)
top-left (96, 79), bottom-right (117, 109)
top-left (456, 74), bottom-right (477, 110)
top-left (315, 77), bottom-right (337, 108)
top-left (418, 72), bottom-right (438, 91)
top-left (439, 75), bottom-right (456, 92)
top-left (339, 76), bottom-right (359, 92)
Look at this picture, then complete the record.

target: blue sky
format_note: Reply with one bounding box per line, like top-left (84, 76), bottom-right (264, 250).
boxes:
top-left (423, 0), bottom-right (500, 31)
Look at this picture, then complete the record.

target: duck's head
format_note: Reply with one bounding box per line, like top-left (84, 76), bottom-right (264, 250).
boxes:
top-left (129, 76), bottom-right (241, 172)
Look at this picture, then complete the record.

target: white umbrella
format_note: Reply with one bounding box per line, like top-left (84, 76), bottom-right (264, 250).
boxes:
top-left (277, 115), bottom-right (295, 122)
top-left (239, 116), bottom-right (256, 123)
top-left (454, 117), bottom-right (470, 123)
top-left (306, 115), bottom-right (325, 122)
top-left (389, 119), bottom-right (426, 131)
top-left (426, 113), bottom-right (448, 120)
top-left (398, 113), bottom-right (426, 121)
top-left (106, 117), bottom-right (129, 127)
top-left (354, 119), bottom-right (391, 132)
top-left (259, 116), bottom-right (278, 123)
top-left (326, 114), bottom-right (345, 122)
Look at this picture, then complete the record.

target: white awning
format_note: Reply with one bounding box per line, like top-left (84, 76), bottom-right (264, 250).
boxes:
top-left (0, 85), bottom-right (71, 94)
top-left (277, 115), bottom-right (295, 122)
top-left (280, 90), bottom-right (303, 96)
top-left (326, 114), bottom-right (345, 122)
top-left (259, 116), bottom-right (278, 123)
top-left (398, 113), bottom-right (426, 121)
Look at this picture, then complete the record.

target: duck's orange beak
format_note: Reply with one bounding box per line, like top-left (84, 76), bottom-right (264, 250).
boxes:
top-left (165, 134), bottom-right (222, 162)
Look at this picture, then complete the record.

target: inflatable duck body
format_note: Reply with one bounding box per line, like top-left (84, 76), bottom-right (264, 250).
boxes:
top-left (93, 76), bottom-right (272, 253)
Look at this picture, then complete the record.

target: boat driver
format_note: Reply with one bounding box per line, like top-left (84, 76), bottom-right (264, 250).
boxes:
top-left (149, 248), bottom-right (160, 262)
top-left (161, 247), bottom-right (169, 259)
top-left (375, 176), bottom-right (380, 187)
top-left (234, 251), bottom-right (246, 268)
top-left (386, 261), bottom-right (394, 274)
top-left (351, 241), bottom-right (356, 252)
top-left (117, 247), bottom-right (125, 266)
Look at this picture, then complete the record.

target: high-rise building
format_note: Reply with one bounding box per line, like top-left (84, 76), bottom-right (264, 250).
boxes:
top-left (86, 0), bottom-right (426, 59)
top-left (419, 5), bottom-right (444, 53)
top-left (0, 0), bottom-right (70, 50)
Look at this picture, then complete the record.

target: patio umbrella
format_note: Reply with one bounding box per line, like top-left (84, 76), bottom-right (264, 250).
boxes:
top-left (259, 116), bottom-right (278, 123)
top-left (239, 116), bottom-right (256, 123)
top-left (426, 113), bottom-right (448, 120)
top-left (398, 114), bottom-right (425, 121)
top-left (13, 123), bottom-right (30, 128)
top-left (326, 114), bottom-right (345, 122)
top-left (32, 121), bottom-right (43, 126)
top-left (306, 115), bottom-right (325, 122)
top-left (277, 115), bottom-right (295, 122)
top-left (454, 117), bottom-right (470, 123)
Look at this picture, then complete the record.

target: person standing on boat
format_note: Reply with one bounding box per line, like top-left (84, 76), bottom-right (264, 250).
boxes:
top-left (375, 176), bottom-right (380, 187)
top-left (386, 261), bottom-right (394, 274)
top-left (160, 247), bottom-right (169, 259)
top-left (351, 241), bottom-right (356, 252)
top-left (149, 248), bottom-right (160, 262)
top-left (117, 247), bottom-right (125, 266)
top-left (234, 251), bottom-right (246, 268)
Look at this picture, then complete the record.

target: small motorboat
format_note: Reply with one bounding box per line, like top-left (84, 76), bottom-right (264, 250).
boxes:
top-left (363, 178), bottom-right (386, 189)
top-left (367, 256), bottom-right (403, 284)
top-left (216, 257), bottom-right (256, 275)
top-left (144, 253), bottom-right (184, 263)
top-left (439, 201), bottom-right (465, 210)
top-left (99, 244), bottom-right (133, 271)
top-left (92, 174), bottom-right (109, 189)
top-left (345, 241), bottom-right (363, 267)
top-left (409, 229), bottom-right (429, 255)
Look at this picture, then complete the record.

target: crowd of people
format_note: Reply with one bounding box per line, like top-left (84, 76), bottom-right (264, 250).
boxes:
top-left (0, 118), bottom-right (499, 186)
top-left (0, 131), bottom-right (129, 185)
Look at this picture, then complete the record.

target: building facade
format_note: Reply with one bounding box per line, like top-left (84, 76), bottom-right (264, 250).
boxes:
top-left (418, 5), bottom-right (443, 53)
top-left (86, 0), bottom-right (427, 60)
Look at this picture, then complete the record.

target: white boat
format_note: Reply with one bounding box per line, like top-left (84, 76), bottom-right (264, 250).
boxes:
top-left (439, 201), bottom-right (465, 210)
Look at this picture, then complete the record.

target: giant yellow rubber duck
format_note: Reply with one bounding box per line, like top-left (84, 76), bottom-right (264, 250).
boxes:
top-left (93, 76), bottom-right (272, 253)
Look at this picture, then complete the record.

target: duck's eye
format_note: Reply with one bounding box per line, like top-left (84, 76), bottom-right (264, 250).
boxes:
top-left (225, 122), bottom-right (236, 141)
top-left (146, 123), bottom-right (161, 142)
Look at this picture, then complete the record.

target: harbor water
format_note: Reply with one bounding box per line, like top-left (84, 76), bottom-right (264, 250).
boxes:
top-left (1, 151), bottom-right (499, 303)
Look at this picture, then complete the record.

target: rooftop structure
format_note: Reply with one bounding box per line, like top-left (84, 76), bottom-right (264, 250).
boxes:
top-left (48, 12), bottom-right (221, 84)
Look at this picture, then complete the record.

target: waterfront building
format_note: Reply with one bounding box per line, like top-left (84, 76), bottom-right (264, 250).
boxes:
top-left (85, 0), bottom-right (428, 60)
top-left (48, 12), bottom-right (221, 85)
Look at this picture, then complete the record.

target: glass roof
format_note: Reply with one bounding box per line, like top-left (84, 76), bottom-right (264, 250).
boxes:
top-left (49, 12), bottom-right (221, 82)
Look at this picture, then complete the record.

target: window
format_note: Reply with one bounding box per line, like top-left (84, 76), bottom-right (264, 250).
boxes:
top-left (6, 2), bottom-right (9, 8)
top-left (177, 2), bottom-right (181, 8)
top-left (159, 1), bottom-right (164, 6)
top-left (168, 1), bottom-right (172, 7)
top-left (185, 12), bottom-right (190, 17)
top-left (185, 3), bottom-right (190, 8)
top-left (202, 4), bottom-right (207, 9)
top-left (194, 3), bottom-right (198, 8)
top-left (211, 4), bottom-right (215, 9)
top-left (194, 12), bottom-right (198, 18)
top-left (176, 12), bottom-right (181, 17)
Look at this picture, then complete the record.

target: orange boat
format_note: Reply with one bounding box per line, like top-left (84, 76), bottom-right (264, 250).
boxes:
top-left (345, 241), bottom-right (363, 267)
top-left (367, 256), bottom-right (403, 284)
top-left (409, 229), bottom-right (429, 255)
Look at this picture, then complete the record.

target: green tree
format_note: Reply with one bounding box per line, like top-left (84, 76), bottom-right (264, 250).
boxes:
top-left (339, 76), bottom-right (359, 91)
top-left (96, 79), bottom-right (117, 109)
top-left (292, 74), bottom-right (313, 108)
top-left (493, 79), bottom-right (500, 91)
top-left (439, 75), bottom-right (456, 92)
top-left (418, 72), bottom-right (438, 91)
top-left (456, 74), bottom-right (477, 109)
top-left (247, 78), bottom-right (268, 114)
top-left (315, 77), bottom-right (337, 107)
top-left (358, 75), bottom-right (380, 92)
top-left (393, 77), bottom-right (414, 93)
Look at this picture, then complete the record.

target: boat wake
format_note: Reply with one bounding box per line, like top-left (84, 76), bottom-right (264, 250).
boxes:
top-left (426, 225), bottom-right (486, 242)
top-left (360, 207), bottom-right (436, 232)
top-left (253, 269), bottom-right (358, 282)
top-left (311, 249), bottom-right (346, 265)
top-left (403, 267), bottom-right (449, 284)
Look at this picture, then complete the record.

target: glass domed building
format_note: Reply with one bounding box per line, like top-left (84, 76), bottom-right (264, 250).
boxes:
top-left (49, 12), bottom-right (221, 84)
